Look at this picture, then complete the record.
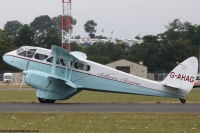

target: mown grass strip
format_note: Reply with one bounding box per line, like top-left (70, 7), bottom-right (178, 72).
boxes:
top-left (0, 89), bottom-right (199, 103)
top-left (0, 112), bottom-right (199, 133)
top-left (0, 84), bottom-right (31, 89)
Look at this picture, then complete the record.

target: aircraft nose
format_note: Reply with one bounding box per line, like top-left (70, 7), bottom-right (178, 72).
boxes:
top-left (2, 52), bottom-right (13, 65)
top-left (2, 53), bottom-right (9, 64)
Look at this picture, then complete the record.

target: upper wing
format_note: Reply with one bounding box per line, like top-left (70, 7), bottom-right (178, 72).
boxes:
top-left (51, 45), bottom-right (87, 62)
top-left (49, 45), bottom-right (88, 88)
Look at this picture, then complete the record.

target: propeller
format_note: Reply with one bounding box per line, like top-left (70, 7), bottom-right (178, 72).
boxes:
top-left (19, 71), bottom-right (26, 90)
top-left (19, 51), bottom-right (32, 90)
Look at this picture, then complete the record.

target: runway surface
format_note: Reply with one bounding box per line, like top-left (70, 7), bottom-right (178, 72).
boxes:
top-left (0, 103), bottom-right (200, 113)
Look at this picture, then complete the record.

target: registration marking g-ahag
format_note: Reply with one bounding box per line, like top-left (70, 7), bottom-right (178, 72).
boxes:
top-left (170, 72), bottom-right (194, 83)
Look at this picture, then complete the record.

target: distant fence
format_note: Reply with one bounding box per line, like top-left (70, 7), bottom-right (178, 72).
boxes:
top-left (149, 73), bottom-right (169, 81)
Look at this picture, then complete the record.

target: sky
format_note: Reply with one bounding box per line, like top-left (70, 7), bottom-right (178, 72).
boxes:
top-left (0, 0), bottom-right (200, 39)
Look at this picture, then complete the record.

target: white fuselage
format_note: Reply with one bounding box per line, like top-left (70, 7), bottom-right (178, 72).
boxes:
top-left (3, 46), bottom-right (183, 99)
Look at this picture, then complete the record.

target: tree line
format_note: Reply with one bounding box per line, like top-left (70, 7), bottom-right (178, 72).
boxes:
top-left (0, 16), bottom-right (200, 73)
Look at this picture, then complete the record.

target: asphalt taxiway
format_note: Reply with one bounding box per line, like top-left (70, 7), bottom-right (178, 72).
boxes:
top-left (0, 86), bottom-right (199, 113)
top-left (0, 103), bottom-right (200, 113)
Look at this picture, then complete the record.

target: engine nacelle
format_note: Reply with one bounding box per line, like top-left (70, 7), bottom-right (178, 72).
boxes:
top-left (25, 70), bottom-right (81, 100)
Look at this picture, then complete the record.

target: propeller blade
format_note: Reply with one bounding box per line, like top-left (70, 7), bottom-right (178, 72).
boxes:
top-left (19, 74), bottom-right (25, 91)
top-left (19, 50), bottom-right (31, 90)
top-left (25, 57), bottom-right (31, 71)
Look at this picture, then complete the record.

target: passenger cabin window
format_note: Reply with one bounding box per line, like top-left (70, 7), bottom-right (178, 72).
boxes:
top-left (60, 59), bottom-right (72, 67)
top-left (74, 62), bottom-right (90, 71)
top-left (46, 57), bottom-right (59, 64)
top-left (34, 53), bottom-right (48, 60)
top-left (60, 59), bottom-right (66, 66)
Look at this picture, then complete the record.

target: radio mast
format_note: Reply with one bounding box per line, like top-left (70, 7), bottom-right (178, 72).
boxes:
top-left (62, 0), bottom-right (71, 51)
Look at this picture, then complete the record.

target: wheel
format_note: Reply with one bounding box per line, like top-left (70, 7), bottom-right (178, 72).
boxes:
top-left (38, 97), bottom-right (56, 103)
top-left (38, 97), bottom-right (48, 103)
top-left (48, 99), bottom-right (56, 103)
top-left (179, 98), bottom-right (186, 104)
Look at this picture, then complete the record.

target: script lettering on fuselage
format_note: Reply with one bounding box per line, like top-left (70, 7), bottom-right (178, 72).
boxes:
top-left (97, 73), bottom-right (141, 87)
top-left (170, 72), bottom-right (194, 83)
top-left (97, 73), bottom-right (118, 80)
top-left (120, 78), bottom-right (141, 87)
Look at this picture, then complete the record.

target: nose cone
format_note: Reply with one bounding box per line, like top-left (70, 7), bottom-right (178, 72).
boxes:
top-left (2, 50), bottom-right (17, 66)
top-left (2, 53), bottom-right (10, 64)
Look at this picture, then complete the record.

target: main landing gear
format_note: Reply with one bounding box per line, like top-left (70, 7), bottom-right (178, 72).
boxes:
top-left (179, 98), bottom-right (186, 104)
top-left (38, 97), bottom-right (56, 103)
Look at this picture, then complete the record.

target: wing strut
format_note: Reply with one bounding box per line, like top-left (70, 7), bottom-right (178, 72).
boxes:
top-left (48, 45), bottom-right (88, 88)
top-left (49, 46), bottom-right (77, 88)
top-left (51, 50), bottom-right (58, 75)
top-left (64, 57), bottom-right (69, 79)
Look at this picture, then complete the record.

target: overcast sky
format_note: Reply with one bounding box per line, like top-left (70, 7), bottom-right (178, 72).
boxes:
top-left (0, 0), bottom-right (200, 39)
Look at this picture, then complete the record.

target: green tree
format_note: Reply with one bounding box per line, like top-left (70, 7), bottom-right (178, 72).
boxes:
top-left (191, 26), bottom-right (200, 46)
top-left (74, 35), bottom-right (81, 39)
top-left (95, 35), bottom-right (107, 39)
top-left (30, 15), bottom-right (52, 36)
top-left (43, 28), bottom-right (61, 49)
top-left (0, 28), bottom-right (13, 72)
top-left (14, 24), bottom-right (35, 47)
top-left (84, 20), bottom-right (97, 38)
top-left (130, 43), bottom-right (161, 72)
top-left (135, 35), bottom-right (141, 40)
top-left (165, 18), bottom-right (183, 31)
top-left (164, 19), bottom-right (199, 42)
top-left (4, 20), bottom-right (23, 38)
top-left (52, 15), bottom-right (77, 32)
top-left (88, 55), bottom-right (112, 65)
top-left (71, 41), bottom-right (82, 51)
top-left (143, 35), bottom-right (159, 44)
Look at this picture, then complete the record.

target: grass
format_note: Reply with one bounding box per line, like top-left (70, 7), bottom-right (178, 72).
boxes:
top-left (0, 88), bottom-right (200, 103)
top-left (0, 84), bottom-right (200, 133)
top-left (0, 113), bottom-right (200, 133)
top-left (0, 83), bottom-right (31, 89)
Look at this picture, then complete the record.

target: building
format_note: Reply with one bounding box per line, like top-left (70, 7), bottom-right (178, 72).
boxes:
top-left (106, 59), bottom-right (147, 78)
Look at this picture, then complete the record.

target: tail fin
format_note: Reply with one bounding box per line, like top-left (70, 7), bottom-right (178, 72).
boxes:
top-left (162, 57), bottom-right (198, 96)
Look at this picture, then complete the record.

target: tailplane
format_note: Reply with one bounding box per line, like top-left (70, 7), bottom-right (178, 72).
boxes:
top-left (162, 57), bottom-right (198, 96)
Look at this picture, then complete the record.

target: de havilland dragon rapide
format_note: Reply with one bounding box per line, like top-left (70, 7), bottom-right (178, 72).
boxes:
top-left (2, 45), bottom-right (198, 103)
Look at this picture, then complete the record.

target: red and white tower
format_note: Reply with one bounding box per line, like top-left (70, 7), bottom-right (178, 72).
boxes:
top-left (62, 0), bottom-right (72, 51)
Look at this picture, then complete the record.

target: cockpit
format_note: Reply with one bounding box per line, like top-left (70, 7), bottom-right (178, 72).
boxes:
top-left (17, 46), bottom-right (50, 60)
top-left (16, 46), bottom-right (91, 72)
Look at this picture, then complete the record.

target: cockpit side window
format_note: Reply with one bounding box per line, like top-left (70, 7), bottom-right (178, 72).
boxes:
top-left (27, 49), bottom-right (36, 58)
top-left (46, 57), bottom-right (60, 64)
top-left (18, 49), bottom-right (36, 58)
top-left (17, 47), bottom-right (25, 54)
top-left (74, 62), bottom-right (90, 71)
top-left (34, 53), bottom-right (48, 60)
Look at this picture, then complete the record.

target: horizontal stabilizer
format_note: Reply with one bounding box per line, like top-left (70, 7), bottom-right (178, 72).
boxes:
top-left (163, 83), bottom-right (178, 89)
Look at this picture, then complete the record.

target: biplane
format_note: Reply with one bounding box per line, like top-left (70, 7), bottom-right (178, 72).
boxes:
top-left (2, 45), bottom-right (198, 103)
